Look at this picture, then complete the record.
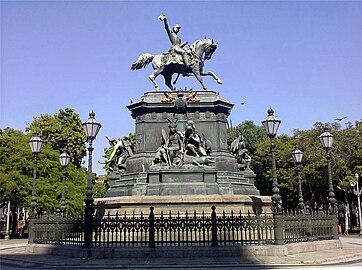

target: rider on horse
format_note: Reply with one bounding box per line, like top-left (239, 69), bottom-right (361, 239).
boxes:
top-left (159, 14), bottom-right (189, 66)
top-left (131, 15), bottom-right (222, 91)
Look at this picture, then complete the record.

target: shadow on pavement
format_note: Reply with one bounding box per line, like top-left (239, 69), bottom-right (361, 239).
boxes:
top-left (1, 243), bottom-right (270, 269)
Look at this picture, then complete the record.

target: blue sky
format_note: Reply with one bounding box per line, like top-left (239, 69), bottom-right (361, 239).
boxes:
top-left (1, 1), bottom-right (361, 175)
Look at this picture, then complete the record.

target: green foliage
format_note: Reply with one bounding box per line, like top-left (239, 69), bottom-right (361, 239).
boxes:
top-left (252, 135), bottom-right (297, 209)
top-left (1, 108), bottom-right (89, 217)
top-left (0, 128), bottom-right (33, 208)
top-left (291, 120), bottom-right (362, 208)
top-left (248, 119), bottom-right (362, 209)
top-left (26, 108), bottom-right (87, 168)
top-left (93, 180), bottom-right (110, 199)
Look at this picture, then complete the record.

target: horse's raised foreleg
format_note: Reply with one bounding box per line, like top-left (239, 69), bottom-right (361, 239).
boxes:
top-left (200, 70), bottom-right (223, 85)
top-left (149, 68), bottom-right (163, 91)
top-left (192, 67), bottom-right (207, 90)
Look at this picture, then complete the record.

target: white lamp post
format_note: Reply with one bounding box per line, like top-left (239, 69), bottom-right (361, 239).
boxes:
top-left (29, 134), bottom-right (43, 218)
top-left (319, 129), bottom-right (336, 212)
top-left (59, 150), bottom-right (71, 217)
top-left (262, 107), bottom-right (282, 213)
top-left (83, 111), bottom-right (101, 248)
top-left (292, 145), bottom-right (304, 211)
top-left (351, 173), bottom-right (362, 236)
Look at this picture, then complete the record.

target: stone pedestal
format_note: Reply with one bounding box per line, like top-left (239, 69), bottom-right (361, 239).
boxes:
top-left (96, 194), bottom-right (271, 216)
top-left (104, 90), bottom-right (262, 211)
top-left (125, 90), bottom-right (237, 173)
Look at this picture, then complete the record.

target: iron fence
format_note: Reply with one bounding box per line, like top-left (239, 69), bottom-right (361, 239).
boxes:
top-left (30, 206), bottom-right (337, 247)
top-left (30, 215), bottom-right (84, 246)
top-left (283, 209), bottom-right (337, 243)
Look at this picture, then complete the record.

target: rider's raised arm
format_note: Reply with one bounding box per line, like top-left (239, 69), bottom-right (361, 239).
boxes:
top-left (159, 14), bottom-right (173, 43)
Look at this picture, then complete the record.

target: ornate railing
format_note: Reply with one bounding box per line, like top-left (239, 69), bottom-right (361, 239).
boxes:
top-left (30, 206), bottom-right (337, 247)
top-left (93, 211), bottom-right (150, 247)
top-left (30, 215), bottom-right (84, 245)
top-left (283, 210), bottom-right (337, 243)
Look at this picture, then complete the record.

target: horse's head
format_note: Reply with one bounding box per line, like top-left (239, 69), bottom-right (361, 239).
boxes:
top-left (190, 38), bottom-right (218, 61)
top-left (204, 39), bottom-right (217, 61)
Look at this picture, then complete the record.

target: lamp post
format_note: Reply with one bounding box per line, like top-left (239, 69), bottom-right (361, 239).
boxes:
top-left (262, 108), bottom-right (282, 213)
top-left (351, 173), bottom-right (362, 236)
top-left (319, 129), bottom-right (336, 212)
top-left (83, 111), bottom-right (101, 248)
top-left (29, 134), bottom-right (43, 219)
top-left (262, 108), bottom-right (283, 245)
top-left (59, 150), bottom-right (70, 217)
top-left (292, 145), bottom-right (305, 212)
top-left (4, 193), bottom-right (12, 240)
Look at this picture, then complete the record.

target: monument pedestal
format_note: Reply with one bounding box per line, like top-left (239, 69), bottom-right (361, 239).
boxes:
top-left (106, 169), bottom-right (259, 197)
top-left (101, 90), bottom-right (267, 215)
top-left (96, 194), bottom-right (271, 215)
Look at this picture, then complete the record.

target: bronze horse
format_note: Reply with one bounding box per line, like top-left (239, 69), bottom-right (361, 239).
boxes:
top-left (131, 38), bottom-right (222, 91)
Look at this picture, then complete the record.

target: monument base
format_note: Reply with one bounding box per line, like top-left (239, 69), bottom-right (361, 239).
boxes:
top-left (95, 194), bottom-right (271, 216)
top-left (106, 168), bottom-right (259, 197)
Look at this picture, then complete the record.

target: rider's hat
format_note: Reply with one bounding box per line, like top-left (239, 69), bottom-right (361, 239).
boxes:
top-left (173, 24), bottom-right (181, 29)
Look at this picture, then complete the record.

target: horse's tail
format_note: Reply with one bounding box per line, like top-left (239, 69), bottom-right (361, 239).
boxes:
top-left (131, 53), bottom-right (154, 70)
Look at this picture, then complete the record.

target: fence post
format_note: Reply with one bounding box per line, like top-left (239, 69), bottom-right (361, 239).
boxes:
top-left (55, 217), bottom-right (60, 245)
top-left (211, 206), bottom-right (218, 247)
top-left (273, 213), bottom-right (284, 245)
top-left (332, 212), bottom-right (339, 239)
top-left (149, 206), bottom-right (155, 248)
top-left (28, 219), bottom-right (35, 244)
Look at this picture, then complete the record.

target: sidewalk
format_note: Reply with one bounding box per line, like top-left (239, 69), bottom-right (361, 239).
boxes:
top-left (1, 236), bottom-right (362, 269)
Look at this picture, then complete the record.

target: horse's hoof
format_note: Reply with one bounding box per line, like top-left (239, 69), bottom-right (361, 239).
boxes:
top-left (217, 79), bottom-right (223, 85)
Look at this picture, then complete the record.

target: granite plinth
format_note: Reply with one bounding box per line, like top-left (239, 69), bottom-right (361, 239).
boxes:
top-left (96, 194), bottom-right (271, 216)
top-left (106, 168), bottom-right (259, 197)
top-left (106, 90), bottom-right (260, 198)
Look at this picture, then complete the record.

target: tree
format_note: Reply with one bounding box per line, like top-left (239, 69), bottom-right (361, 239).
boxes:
top-left (252, 135), bottom-right (297, 209)
top-left (292, 120), bottom-right (362, 209)
top-left (230, 118), bottom-right (362, 211)
top-left (1, 108), bottom-right (90, 218)
top-left (26, 108), bottom-right (87, 168)
top-left (0, 127), bottom-right (87, 217)
top-left (0, 128), bottom-right (33, 209)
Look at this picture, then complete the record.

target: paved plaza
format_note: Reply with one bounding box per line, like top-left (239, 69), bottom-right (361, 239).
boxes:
top-left (1, 236), bottom-right (362, 269)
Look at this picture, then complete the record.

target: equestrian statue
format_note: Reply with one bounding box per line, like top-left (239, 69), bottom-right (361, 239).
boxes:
top-left (131, 14), bottom-right (222, 91)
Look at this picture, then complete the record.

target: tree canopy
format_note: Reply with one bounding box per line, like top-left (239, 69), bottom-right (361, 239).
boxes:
top-left (228, 119), bottom-right (362, 210)
top-left (1, 108), bottom-right (88, 217)
top-left (26, 108), bottom-right (87, 168)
